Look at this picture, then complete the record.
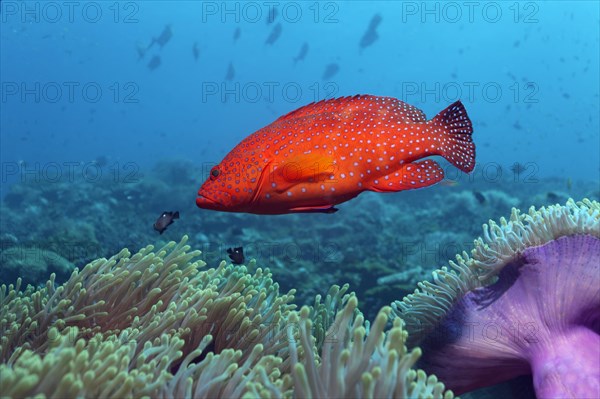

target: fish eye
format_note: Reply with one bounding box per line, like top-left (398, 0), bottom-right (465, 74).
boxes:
top-left (210, 167), bottom-right (220, 180)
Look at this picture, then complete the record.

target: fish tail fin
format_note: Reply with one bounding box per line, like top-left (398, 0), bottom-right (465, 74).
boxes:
top-left (432, 100), bottom-right (475, 173)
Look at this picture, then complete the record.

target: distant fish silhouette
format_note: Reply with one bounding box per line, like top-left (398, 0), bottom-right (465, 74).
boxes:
top-left (192, 42), bottom-right (200, 61)
top-left (546, 192), bottom-right (560, 203)
top-left (148, 25), bottom-right (172, 50)
top-left (147, 55), bottom-right (161, 71)
top-left (135, 41), bottom-right (147, 60)
top-left (293, 42), bottom-right (309, 64)
top-left (473, 191), bottom-right (486, 204)
top-left (265, 23), bottom-right (282, 45)
top-left (510, 162), bottom-right (526, 175)
top-left (266, 7), bottom-right (278, 24)
top-left (93, 154), bottom-right (107, 168)
top-left (225, 62), bottom-right (235, 81)
top-left (360, 14), bottom-right (382, 51)
top-left (233, 27), bottom-right (241, 43)
top-left (322, 63), bottom-right (339, 80)
top-left (153, 211), bottom-right (179, 234)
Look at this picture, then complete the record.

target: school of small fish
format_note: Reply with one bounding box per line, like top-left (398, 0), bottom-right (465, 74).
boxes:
top-left (196, 95), bottom-right (475, 214)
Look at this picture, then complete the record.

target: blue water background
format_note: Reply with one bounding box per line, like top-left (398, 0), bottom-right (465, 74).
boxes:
top-left (1, 1), bottom-right (598, 196)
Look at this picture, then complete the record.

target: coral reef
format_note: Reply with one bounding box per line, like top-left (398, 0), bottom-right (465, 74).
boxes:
top-left (2, 160), bottom-right (596, 321)
top-left (0, 246), bottom-right (75, 287)
top-left (1, 236), bottom-right (453, 398)
top-left (392, 199), bottom-right (600, 397)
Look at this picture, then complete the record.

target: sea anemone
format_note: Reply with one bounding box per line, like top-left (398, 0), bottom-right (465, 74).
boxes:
top-left (1, 235), bottom-right (454, 398)
top-left (392, 198), bottom-right (600, 398)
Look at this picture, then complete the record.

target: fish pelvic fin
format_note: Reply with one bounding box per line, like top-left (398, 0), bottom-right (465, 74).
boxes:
top-left (432, 100), bottom-right (475, 173)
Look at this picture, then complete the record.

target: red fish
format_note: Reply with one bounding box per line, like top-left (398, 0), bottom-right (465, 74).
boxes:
top-left (196, 95), bottom-right (474, 214)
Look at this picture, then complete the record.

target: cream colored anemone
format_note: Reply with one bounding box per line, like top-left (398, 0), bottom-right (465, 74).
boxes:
top-left (288, 293), bottom-right (455, 399)
top-left (1, 236), bottom-right (296, 397)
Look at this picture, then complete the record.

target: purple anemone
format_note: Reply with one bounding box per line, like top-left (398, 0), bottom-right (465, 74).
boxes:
top-left (394, 199), bottom-right (600, 398)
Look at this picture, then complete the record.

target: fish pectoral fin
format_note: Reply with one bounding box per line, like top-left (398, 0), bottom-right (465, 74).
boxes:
top-left (367, 160), bottom-right (444, 192)
top-left (270, 153), bottom-right (336, 190)
top-left (288, 205), bottom-right (339, 213)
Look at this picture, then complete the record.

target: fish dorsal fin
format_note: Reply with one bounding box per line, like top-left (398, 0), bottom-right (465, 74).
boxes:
top-left (273, 95), bottom-right (361, 123)
top-left (387, 98), bottom-right (427, 122)
top-left (273, 95), bottom-right (427, 124)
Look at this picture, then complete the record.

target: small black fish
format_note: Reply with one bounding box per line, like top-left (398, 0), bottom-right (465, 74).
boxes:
top-left (293, 42), bottom-right (309, 64)
top-left (227, 247), bottom-right (245, 265)
top-left (233, 27), bottom-right (241, 43)
top-left (265, 23), bottom-right (282, 45)
top-left (192, 42), bottom-right (200, 61)
top-left (473, 191), bottom-right (486, 204)
top-left (147, 55), bottom-right (161, 71)
top-left (153, 211), bottom-right (179, 234)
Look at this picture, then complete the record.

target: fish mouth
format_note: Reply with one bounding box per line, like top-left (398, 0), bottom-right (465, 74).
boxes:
top-left (196, 192), bottom-right (225, 210)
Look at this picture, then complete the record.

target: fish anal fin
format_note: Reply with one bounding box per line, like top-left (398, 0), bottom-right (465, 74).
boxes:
top-left (289, 205), bottom-right (339, 213)
top-left (368, 160), bottom-right (444, 192)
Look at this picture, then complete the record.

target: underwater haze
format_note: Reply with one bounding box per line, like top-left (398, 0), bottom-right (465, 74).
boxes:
top-left (1, 2), bottom-right (599, 184)
top-left (1, 1), bottom-right (599, 399)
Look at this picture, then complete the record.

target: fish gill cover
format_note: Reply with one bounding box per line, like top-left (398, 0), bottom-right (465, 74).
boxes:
top-left (0, 2), bottom-right (599, 398)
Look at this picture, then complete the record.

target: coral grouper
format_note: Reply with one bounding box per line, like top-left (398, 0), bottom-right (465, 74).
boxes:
top-left (196, 95), bottom-right (475, 214)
